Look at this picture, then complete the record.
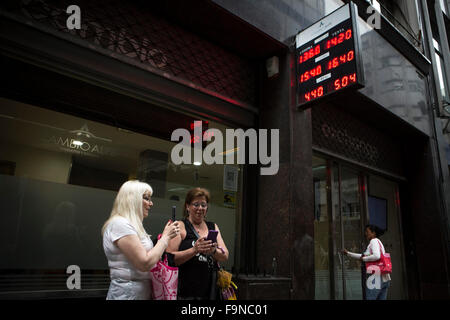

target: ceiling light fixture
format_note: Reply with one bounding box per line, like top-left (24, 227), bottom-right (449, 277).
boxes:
top-left (72, 140), bottom-right (83, 146)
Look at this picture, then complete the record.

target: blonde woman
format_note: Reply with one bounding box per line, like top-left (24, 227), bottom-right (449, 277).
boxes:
top-left (102, 180), bottom-right (179, 300)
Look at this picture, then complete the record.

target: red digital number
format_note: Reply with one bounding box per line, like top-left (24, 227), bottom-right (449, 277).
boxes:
top-left (345, 29), bottom-right (352, 40)
top-left (298, 45), bottom-right (321, 64)
top-left (304, 86), bottom-right (324, 102)
top-left (333, 73), bottom-right (357, 91)
top-left (326, 29), bottom-right (352, 49)
top-left (315, 45), bottom-right (320, 55)
top-left (327, 50), bottom-right (355, 70)
top-left (300, 65), bottom-right (322, 84)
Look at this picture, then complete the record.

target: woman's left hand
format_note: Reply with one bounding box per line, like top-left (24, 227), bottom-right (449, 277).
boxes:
top-left (205, 242), bottom-right (218, 256)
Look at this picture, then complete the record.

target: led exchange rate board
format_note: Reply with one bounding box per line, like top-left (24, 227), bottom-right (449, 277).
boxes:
top-left (295, 2), bottom-right (364, 108)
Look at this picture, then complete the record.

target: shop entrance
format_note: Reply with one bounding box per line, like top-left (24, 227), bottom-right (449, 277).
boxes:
top-left (313, 155), bottom-right (407, 299)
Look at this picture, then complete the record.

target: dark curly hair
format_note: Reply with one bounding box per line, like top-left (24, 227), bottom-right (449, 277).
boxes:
top-left (365, 224), bottom-right (385, 237)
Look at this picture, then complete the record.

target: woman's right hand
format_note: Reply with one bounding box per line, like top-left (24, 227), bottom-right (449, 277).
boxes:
top-left (341, 249), bottom-right (348, 255)
top-left (161, 220), bottom-right (180, 242)
top-left (193, 238), bottom-right (213, 254)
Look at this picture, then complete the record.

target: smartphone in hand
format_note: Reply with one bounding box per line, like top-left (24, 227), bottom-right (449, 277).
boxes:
top-left (171, 206), bottom-right (176, 222)
top-left (206, 230), bottom-right (218, 243)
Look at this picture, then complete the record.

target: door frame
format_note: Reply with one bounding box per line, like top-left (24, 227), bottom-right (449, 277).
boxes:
top-left (316, 150), bottom-right (409, 299)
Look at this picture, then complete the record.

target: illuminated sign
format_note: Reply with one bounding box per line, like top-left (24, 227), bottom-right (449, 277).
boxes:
top-left (189, 120), bottom-right (211, 149)
top-left (295, 2), bottom-right (364, 108)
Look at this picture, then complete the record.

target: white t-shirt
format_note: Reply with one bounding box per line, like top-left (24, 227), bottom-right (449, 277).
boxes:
top-left (103, 216), bottom-right (154, 280)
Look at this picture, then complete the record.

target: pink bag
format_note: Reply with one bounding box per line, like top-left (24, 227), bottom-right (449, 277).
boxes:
top-left (149, 254), bottom-right (178, 300)
top-left (366, 239), bottom-right (392, 274)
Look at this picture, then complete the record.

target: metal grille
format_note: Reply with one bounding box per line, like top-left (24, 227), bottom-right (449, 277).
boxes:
top-left (15, 0), bottom-right (256, 105)
top-left (0, 273), bottom-right (109, 292)
top-left (312, 103), bottom-right (404, 176)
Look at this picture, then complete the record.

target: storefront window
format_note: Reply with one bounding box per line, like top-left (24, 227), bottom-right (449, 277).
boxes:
top-left (0, 98), bottom-right (242, 294)
top-left (440, 0), bottom-right (448, 15)
top-left (313, 156), bottom-right (330, 299)
top-left (433, 39), bottom-right (449, 101)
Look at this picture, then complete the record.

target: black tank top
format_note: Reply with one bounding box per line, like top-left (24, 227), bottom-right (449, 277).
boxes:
top-left (178, 219), bottom-right (216, 299)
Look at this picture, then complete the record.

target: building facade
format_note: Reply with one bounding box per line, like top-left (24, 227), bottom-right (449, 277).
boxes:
top-left (0, 0), bottom-right (449, 299)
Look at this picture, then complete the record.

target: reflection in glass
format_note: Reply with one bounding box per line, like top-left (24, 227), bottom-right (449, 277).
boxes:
top-left (313, 156), bottom-right (330, 299)
top-left (341, 167), bottom-right (363, 300)
top-left (333, 163), bottom-right (344, 300)
top-left (0, 97), bottom-right (241, 293)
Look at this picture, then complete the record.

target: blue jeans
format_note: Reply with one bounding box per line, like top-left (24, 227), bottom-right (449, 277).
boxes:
top-left (365, 280), bottom-right (390, 300)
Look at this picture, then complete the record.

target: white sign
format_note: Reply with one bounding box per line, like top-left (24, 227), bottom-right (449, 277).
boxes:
top-left (296, 4), bottom-right (351, 48)
top-left (223, 165), bottom-right (239, 192)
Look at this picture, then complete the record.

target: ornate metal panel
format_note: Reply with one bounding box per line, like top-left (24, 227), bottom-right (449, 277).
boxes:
top-left (8, 0), bottom-right (256, 105)
top-left (312, 103), bottom-right (404, 176)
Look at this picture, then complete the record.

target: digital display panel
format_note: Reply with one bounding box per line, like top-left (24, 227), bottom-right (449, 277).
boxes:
top-left (295, 3), bottom-right (364, 108)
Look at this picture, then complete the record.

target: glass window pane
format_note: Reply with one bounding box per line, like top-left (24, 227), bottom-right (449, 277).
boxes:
top-left (440, 0), bottom-right (447, 14)
top-left (333, 163), bottom-right (344, 299)
top-left (0, 97), bottom-right (242, 292)
top-left (313, 156), bottom-right (330, 299)
top-left (435, 52), bottom-right (447, 99)
top-left (341, 167), bottom-right (363, 300)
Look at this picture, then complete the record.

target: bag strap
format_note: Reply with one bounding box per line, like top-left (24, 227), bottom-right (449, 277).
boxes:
top-left (184, 219), bottom-right (200, 239)
top-left (376, 239), bottom-right (384, 254)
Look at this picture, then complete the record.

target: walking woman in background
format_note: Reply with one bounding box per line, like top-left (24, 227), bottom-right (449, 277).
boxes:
top-left (342, 224), bottom-right (391, 300)
top-left (167, 187), bottom-right (229, 300)
top-left (102, 180), bottom-right (179, 300)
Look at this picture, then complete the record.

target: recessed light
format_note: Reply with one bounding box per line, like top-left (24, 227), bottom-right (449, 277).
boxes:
top-left (72, 140), bottom-right (83, 146)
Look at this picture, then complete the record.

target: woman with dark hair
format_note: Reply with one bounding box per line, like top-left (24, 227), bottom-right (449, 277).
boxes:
top-left (167, 187), bottom-right (229, 300)
top-left (342, 224), bottom-right (391, 300)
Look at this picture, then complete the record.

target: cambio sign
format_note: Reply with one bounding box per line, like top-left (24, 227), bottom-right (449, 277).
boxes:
top-left (171, 121), bottom-right (279, 176)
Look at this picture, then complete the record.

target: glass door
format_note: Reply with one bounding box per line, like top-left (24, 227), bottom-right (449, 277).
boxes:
top-left (338, 166), bottom-right (364, 300)
top-left (313, 156), bottom-right (331, 299)
top-left (313, 155), bottom-right (407, 300)
top-left (314, 157), bottom-right (365, 300)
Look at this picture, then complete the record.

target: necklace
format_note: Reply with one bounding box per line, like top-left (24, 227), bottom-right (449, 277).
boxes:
top-left (189, 219), bottom-right (204, 234)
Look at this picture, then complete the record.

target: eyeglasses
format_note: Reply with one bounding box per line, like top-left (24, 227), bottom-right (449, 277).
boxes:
top-left (191, 202), bottom-right (208, 208)
top-left (143, 195), bottom-right (152, 202)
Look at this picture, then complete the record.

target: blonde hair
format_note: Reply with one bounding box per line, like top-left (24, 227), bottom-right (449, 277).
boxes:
top-left (102, 180), bottom-right (152, 239)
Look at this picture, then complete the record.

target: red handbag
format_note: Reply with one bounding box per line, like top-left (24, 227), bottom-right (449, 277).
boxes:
top-left (365, 239), bottom-right (392, 274)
